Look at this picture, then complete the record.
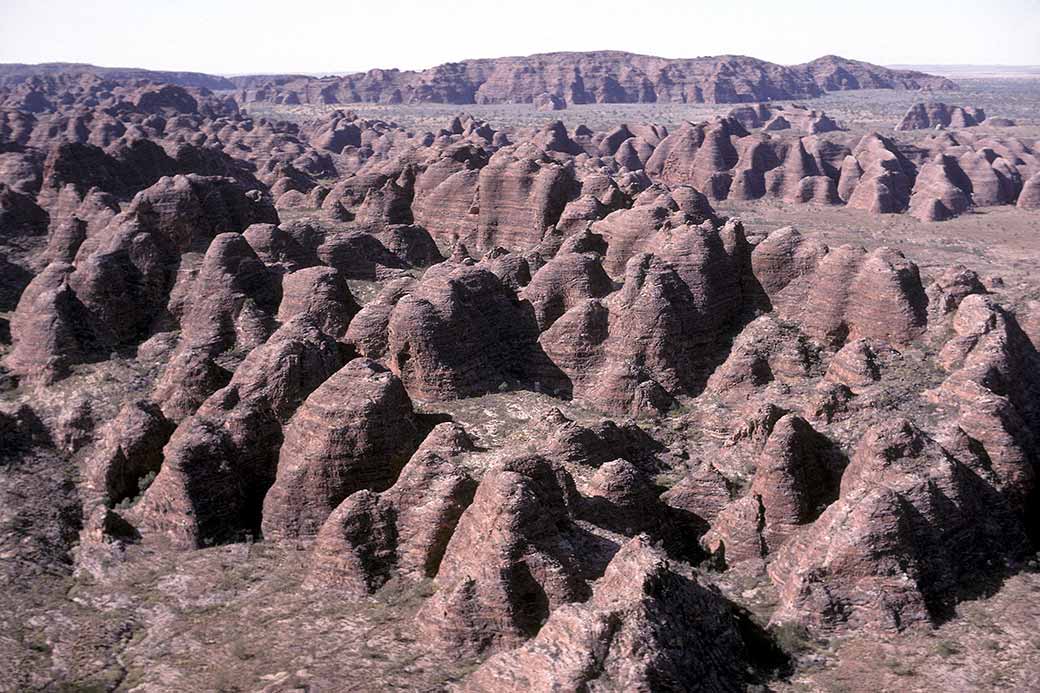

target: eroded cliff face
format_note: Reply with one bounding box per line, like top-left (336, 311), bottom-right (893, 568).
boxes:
top-left (229, 51), bottom-right (955, 106)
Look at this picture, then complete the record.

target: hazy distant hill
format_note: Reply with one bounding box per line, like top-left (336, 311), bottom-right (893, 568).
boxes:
top-left (0, 62), bottom-right (235, 90)
top-left (888, 64), bottom-right (1040, 79)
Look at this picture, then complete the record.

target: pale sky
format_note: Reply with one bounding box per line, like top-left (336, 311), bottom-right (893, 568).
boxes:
top-left (2, 0), bottom-right (1038, 75)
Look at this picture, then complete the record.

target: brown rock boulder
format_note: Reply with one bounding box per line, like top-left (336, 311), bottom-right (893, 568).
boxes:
top-left (261, 358), bottom-right (420, 540)
top-left (462, 537), bottom-right (752, 693)
top-left (704, 415), bottom-right (841, 564)
top-left (823, 338), bottom-right (884, 390)
top-left (386, 263), bottom-right (540, 400)
top-left (304, 422), bottom-right (477, 592)
top-left (769, 419), bottom-right (1027, 633)
top-left (276, 266), bottom-right (359, 341)
top-left (132, 317), bottom-right (344, 548)
top-left (416, 455), bottom-right (593, 655)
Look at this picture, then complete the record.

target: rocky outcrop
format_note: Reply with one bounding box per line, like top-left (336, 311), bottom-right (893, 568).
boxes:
top-left (704, 415), bottom-right (841, 564)
top-left (125, 174), bottom-right (277, 252)
top-left (533, 92), bottom-right (565, 111)
top-left (769, 420), bottom-right (1028, 632)
top-left (276, 266), bottom-right (359, 341)
top-left (386, 262), bottom-right (540, 400)
top-left (843, 133), bottom-right (916, 214)
top-left (0, 182), bottom-right (48, 238)
top-left (5, 262), bottom-right (96, 383)
top-left (521, 245), bottom-right (613, 331)
top-left (470, 147), bottom-right (578, 253)
top-left (242, 223), bottom-right (317, 274)
top-left (800, 55), bottom-right (956, 92)
top-left (261, 359), bottom-right (420, 540)
top-left (233, 52), bottom-right (953, 106)
top-left (590, 185), bottom-right (717, 277)
top-left (132, 317), bottom-right (344, 548)
top-left (931, 294), bottom-right (1040, 509)
top-left (1018, 173), bottom-right (1040, 209)
top-left (540, 218), bottom-right (752, 409)
top-left (304, 422), bottom-right (477, 592)
top-left (705, 315), bottom-right (822, 394)
top-left (957, 149), bottom-right (1018, 206)
top-left (462, 536), bottom-right (752, 693)
top-left (417, 455), bottom-right (593, 655)
top-left (749, 226), bottom-right (828, 302)
top-left (152, 232), bottom-right (282, 421)
top-left (908, 155), bottom-right (972, 221)
top-left (540, 220), bottom-right (748, 413)
top-left (345, 278), bottom-right (415, 359)
top-left (83, 400), bottom-right (175, 507)
top-left (897, 102), bottom-right (985, 131)
top-left (773, 244), bottom-right (928, 348)
top-left (729, 103), bottom-right (843, 134)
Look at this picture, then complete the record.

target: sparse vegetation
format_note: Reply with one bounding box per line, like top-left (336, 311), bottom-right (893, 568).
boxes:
top-left (772, 622), bottom-right (814, 655)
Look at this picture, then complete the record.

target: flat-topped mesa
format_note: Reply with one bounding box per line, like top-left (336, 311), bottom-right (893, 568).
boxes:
top-left (232, 52), bottom-right (954, 107)
top-left (769, 419), bottom-right (1029, 633)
